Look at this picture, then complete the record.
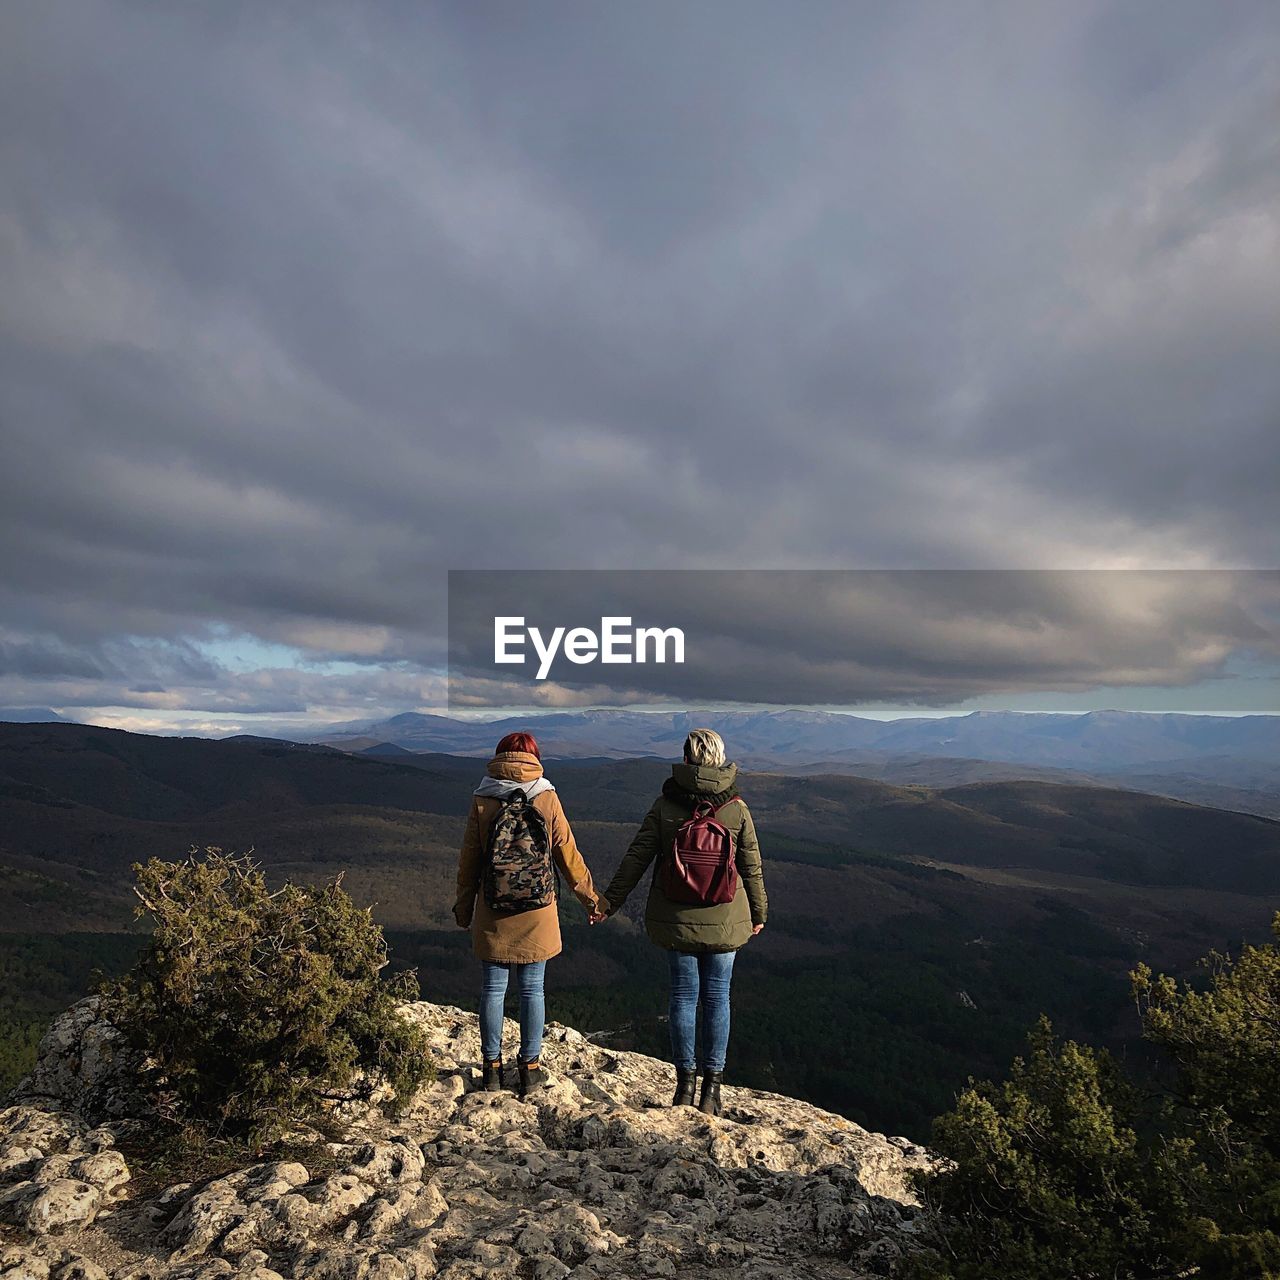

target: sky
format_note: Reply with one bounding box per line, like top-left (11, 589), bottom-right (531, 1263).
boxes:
top-left (1, 2), bottom-right (1278, 733)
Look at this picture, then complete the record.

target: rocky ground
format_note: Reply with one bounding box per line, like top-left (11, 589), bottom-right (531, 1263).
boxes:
top-left (1, 999), bottom-right (938, 1279)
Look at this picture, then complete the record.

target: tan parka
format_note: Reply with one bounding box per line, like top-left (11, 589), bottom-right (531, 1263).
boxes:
top-left (453, 751), bottom-right (602, 964)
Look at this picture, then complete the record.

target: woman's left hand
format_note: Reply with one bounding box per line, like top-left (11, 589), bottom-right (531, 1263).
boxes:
top-left (751, 923), bottom-right (765, 935)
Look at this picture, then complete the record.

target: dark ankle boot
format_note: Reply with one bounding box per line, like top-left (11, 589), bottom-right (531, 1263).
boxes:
top-left (481, 1057), bottom-right (505, 1092)
top-left (672, 1067), bottom-right (697, 1107)
top-left (517, 1057), bottom-right (547, 1098)
top-left (697, 1069), bottom-right (723, 1116)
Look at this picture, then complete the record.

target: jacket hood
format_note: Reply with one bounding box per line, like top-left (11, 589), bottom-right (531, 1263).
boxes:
top-left (478, 750), bottom-right (552, 796)
top-left (664, 760), bottom-right (739, 802)
top-left (474, 774), bottom-right (554, 800)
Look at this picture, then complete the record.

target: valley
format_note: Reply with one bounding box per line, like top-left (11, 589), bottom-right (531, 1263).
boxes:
top-left (1, 720), bottom-right (1277, 1141)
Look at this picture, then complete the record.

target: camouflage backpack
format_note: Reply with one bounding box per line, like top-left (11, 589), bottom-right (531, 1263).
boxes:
top-left (483, 791), bottom-right (557, 914)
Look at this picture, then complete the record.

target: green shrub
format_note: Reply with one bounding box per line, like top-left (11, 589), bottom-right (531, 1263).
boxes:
top-left (906, 911), bottom-right (1280, 1280)
top-left (1131, 913), bottom-right (1280, 1278)
top-left (102, 849), bottom-right (433, 1146)
top-left (903, 1016), bottom-right (1185, 1279)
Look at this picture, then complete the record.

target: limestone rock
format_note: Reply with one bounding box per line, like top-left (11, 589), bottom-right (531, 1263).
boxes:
top-left (12, 1001), bottom-right (150, 1123)
top-left (23, 1181), bottom-right (102, 1235)
top-left (67, 1153), bottom-right (129, 1199)
top-left (0, 1106), bottom-right (133, 1243)
top-left (2, 1000), bottom-right (939, 1277)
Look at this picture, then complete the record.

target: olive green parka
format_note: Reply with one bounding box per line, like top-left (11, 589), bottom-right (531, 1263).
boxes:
top-left (602, 760), bottom-right (767, 953)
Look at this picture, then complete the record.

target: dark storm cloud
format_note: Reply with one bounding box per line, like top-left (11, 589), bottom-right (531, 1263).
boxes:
top-left (0, 1), bottom-right (1277, 720)
top-left (0, 630), bottom-right (225, 682)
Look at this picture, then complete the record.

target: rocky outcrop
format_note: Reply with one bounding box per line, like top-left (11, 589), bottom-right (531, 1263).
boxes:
top-left (1, 999), bottom-right (937, 1279)
top-left (11, 999), bottom-right (151, 1123)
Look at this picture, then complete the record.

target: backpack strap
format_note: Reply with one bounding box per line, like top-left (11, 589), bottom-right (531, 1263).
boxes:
top-left (484, 788), bottom-right (530, 860)
top-left (685, 793), bottom-right (741, 824)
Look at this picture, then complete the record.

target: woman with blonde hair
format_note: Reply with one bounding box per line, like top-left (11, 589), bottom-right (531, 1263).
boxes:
top-left (455, 731), bottom-right (604, 1097)
top-left (598, 728), bottom-right (767, 1115)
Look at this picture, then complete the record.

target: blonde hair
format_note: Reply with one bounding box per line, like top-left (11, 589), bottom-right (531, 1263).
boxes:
top-left (683, 728), bottom-right (726, 768)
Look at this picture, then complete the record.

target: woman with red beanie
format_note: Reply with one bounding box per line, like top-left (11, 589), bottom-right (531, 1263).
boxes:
top-left (454, 731), bottom-right (603, 1097)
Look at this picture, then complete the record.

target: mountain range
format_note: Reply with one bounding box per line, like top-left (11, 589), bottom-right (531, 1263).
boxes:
top-left (303, 708), bottom-right (1280, 818)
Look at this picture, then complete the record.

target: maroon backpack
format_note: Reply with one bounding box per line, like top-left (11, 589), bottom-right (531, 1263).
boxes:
top-left (659, 795), bottom-right (741, 907)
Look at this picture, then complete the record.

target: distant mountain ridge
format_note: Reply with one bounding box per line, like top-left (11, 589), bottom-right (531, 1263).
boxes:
top-left (299, 709), bottom-right (1280, 817)
top-left (3, 708), bottom-right (1276, 815)
top-left (308, 708), bottom-right (1280, 767)
top-left (0, 707), bottom-right (73, 724)
top-left (5, 719), bottom-right (1280, 901)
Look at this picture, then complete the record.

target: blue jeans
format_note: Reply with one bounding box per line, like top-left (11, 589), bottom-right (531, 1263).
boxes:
top-left (667, 949), bottom-right (736, 1073)
top-left (480, 960), bottom-right (546, 1063)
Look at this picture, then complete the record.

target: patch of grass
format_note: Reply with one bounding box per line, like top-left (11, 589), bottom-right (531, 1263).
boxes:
top-left (117, 1122), bottom-right (345, 1200)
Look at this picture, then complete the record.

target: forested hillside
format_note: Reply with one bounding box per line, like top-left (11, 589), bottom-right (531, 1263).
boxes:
top-left (2, 721), bottom-right (1277, 1139)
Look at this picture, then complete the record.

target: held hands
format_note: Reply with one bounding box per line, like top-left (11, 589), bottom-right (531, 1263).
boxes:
top-left (588, 905), bottom-right (611, 925)
top-left (751, 923), bottom-right (765, 935)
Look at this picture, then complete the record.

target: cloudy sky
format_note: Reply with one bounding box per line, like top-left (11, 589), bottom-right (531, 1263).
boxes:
top-left (1, 2), bottom-right (1277, 731)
